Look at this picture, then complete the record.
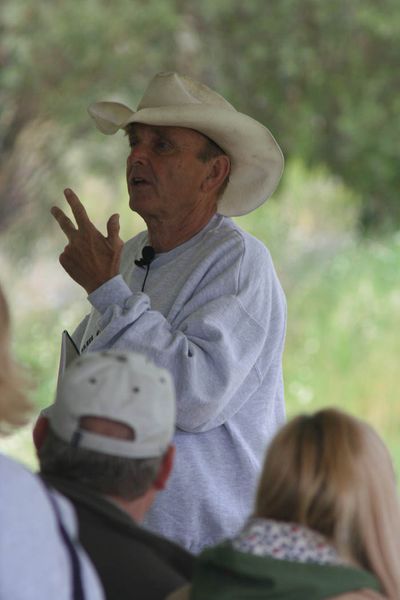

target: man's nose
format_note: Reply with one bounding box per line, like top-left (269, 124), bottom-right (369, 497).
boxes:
top-left (127, 143), bottom-right (148, 166)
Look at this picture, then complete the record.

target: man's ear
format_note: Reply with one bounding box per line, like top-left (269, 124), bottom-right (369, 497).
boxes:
top-left (201, 155), bottom-right (231, 195)
top-left (32, 415), bottom-right (49, 454)
top-left (153, 445), bottom-right (175, 491)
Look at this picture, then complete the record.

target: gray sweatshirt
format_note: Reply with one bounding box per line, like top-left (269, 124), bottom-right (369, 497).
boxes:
top-left (73, 214), bottom-right (287, 553)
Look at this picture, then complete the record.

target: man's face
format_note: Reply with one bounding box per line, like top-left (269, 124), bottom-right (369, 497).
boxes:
top-left (126, 123), bottom-right (215, 223)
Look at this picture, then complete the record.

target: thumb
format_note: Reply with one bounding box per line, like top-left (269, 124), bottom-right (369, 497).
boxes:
top-left (107, 213), bottom-right (120, 241)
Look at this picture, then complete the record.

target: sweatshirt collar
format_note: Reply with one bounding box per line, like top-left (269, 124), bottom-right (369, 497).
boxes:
top-left (140, 214), bottom-right (225, 268)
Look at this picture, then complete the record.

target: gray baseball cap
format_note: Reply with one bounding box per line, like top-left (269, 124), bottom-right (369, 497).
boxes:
top-left (47, 350), bottom-right (176, 458)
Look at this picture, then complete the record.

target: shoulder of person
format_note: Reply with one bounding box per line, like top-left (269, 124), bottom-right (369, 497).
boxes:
top-left (200, 218), bottom-right (275, 286)
top-left (130, 525), bottom-right (194, 578)
top-left (0, 454), bottom-right (73, 523)
top-left (213, 216), bottom-right (270, 254)
top-left (329, 589), bottom-right (388, 600)
top-left (165, 585), bottom-right (386, 600)
top-left (165, 583), bottom-right (191, 600)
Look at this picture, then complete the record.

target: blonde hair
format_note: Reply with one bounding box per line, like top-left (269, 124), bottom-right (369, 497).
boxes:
top-left (0, 284), bottom-right (31, 433)
top-left (255, 408), bottom-right (400, 599)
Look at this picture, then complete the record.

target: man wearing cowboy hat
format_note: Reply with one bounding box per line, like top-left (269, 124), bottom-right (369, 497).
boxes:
top-left (49, 72), bottom-right (287, 553)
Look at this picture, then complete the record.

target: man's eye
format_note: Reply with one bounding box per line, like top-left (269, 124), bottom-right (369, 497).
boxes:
top-left (129, 138), bottom-right (138, 148)
top-left (155, 139), bottom-right (173, 153)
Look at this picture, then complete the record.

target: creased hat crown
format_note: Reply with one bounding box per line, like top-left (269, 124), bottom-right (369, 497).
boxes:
top-left (137, 71), bottom-right (236, 111)
top-left (88, 71), bottom-right (284, 216)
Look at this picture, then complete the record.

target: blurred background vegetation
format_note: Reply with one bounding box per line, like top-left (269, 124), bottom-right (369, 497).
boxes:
top-left (1, 0), bottom-right (399, 472)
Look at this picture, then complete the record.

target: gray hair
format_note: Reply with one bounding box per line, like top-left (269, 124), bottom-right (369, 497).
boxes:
top-left (39, 428), bottom-right (163, 501)
top-left (197, 136), bottom-right (230, 198)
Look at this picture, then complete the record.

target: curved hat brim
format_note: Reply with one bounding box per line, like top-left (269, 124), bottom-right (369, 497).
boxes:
top-left (88, 102), bottom-right (284, 217)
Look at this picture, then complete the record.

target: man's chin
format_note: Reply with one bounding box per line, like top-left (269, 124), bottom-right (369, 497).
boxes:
top-left (129, 195), bottom-right (144, 212)
top-left (129, 197), bottom-right (153, 221)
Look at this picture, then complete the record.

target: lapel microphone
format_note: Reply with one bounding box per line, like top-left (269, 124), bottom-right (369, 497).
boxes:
top-left (135, 246), bottom-right (155, 268)
top-left (135, 246), bottom-right (155, 292)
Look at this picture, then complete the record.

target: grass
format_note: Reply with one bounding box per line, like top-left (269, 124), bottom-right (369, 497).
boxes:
top-left (284, 236), bottom-right (400, 427)
top-left (237, 161), bottom-right (400, 474)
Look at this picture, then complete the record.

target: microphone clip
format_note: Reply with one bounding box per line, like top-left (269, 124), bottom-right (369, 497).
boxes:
top-left (135, 245), bottom-right (155, 268)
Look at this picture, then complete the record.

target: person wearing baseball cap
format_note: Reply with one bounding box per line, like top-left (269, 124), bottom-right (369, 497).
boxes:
top-left (47, 71), bottom-right (287, 553)
top-left (38, 350), bottom-right (193, 600)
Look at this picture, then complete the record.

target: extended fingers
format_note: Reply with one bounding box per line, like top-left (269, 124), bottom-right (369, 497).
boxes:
top-left (51, 188), bottom-right (95, 239)
top-left (63, 188), bottom-right (92, 229)
top-left (51, 205), bottom-right (77, 239)
top-left (106, 213), bottom-right (120, 241)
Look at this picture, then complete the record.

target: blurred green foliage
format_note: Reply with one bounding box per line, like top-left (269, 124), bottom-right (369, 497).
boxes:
top-left (1, 0), bottom-right (399, 243)
top-left (240, 166), bottom-right (400, 473)
top-left (196, 0), bottom-right (400, 230)
top-left (0, 0), bottom-right (180, 243)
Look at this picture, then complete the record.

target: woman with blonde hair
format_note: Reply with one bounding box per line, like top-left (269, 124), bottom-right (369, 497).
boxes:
top-left (0, 283), bottom-right (104, 599)
top-left (168, 408), bottom-right (400, 599)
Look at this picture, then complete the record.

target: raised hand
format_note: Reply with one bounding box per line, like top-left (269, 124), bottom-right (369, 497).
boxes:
top-left (51, 188), bottom-right (124, 294)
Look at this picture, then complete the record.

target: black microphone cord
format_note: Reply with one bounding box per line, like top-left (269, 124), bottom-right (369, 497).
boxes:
top-left (141, 263), bottom-right (151, 292)
top-left (135, 245), bottom-right (155, 292)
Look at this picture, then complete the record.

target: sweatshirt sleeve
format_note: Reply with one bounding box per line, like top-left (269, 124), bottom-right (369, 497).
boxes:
top-left (79, 239), bottom-right (286, 434)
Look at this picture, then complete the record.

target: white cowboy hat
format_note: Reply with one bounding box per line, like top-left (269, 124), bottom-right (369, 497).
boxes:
top-left (88, 71), bottom-right (284, 217)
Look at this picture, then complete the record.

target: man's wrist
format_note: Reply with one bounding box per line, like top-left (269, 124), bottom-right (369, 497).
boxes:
top-left (88, 275), bottom-right (132, 313)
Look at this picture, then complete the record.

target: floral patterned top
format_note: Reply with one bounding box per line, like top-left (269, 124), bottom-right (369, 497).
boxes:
top-left (231, 518), bottom-right (348, 566)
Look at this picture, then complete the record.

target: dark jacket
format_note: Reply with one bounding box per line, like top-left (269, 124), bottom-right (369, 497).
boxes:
top-left (42, 474), bottom-right (194, 600)
top-left (188, 542), bottom-right (382, 599)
